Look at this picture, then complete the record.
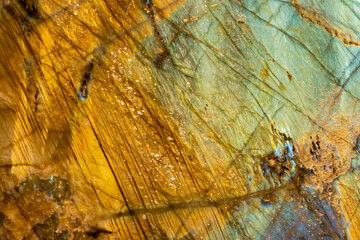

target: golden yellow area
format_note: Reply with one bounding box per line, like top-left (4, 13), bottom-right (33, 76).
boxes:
top-left (339, 178), bottom-right (360, 239)
top-left (0, 0), bottom-right (235, 238)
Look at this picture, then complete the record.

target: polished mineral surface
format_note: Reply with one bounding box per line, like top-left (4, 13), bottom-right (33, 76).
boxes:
top-left (1, 0), bottom-right (360, 239)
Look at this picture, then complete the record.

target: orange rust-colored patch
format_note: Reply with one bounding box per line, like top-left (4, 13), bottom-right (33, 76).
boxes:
top-left (291, 0), bottom-right (360, 47)
top-left (286, 70), bottom-right (293, 81)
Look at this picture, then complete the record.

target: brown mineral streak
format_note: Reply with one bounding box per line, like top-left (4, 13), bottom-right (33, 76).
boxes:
top-left (291, 0), bottom-right (360, 47)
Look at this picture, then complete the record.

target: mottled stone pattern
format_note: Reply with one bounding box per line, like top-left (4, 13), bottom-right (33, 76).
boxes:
top-left (0, 0), bottom-right (360, 239)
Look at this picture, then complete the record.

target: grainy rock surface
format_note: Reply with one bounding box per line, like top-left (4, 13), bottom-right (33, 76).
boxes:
top-left (1, 0), bottom-right (360, 239)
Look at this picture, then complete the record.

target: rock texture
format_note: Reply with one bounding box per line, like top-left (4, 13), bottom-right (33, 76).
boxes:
top-left (1, 0), bottom-right (360, 239)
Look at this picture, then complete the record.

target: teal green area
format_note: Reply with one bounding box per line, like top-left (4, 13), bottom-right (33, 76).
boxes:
top-left (141, 0), bottom-right (360, 238)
